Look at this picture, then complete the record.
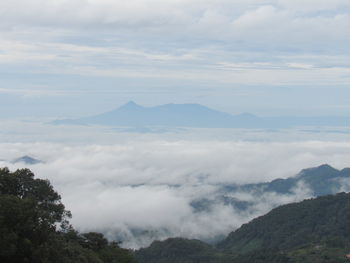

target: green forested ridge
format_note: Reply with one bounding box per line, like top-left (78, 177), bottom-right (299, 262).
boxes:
top-left (137, 193), bottom-right (350, 263)
top-left (136, 239), bottom-right (350, 263)
top-left (2, 167), bottom-right (350, 263)
top-left (0, 167), bottom-right (137, 263)
top-left (135, 238), bottom-right (235, 263)
top-left (218, 192), bottom-right (350, 253)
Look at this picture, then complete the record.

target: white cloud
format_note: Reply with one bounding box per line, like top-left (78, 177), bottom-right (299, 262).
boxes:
top-left (0, 87), bottom-right (67, 97)
top-left (277, 0), bottom-right (350, 12)
top-left (233, 5), bottom-right (281, 29)
top-left (1, 138), bottom-right (350, 247)
top-left (2, 33), bottom-right (350, 88)
top-left (0, 0), bottom-right (350, 95)
top-left (1, 0), bottom-right (350, 47)
top-left (1, 0), bottom-right (350, 244)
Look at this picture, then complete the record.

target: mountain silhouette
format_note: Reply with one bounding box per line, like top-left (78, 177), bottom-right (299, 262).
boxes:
top-left (52, 102), bottom-right (350, 129)
top-left (12, 156), bottom-right (43, 165)
top-left (52, 101), bottom-right (264, 128)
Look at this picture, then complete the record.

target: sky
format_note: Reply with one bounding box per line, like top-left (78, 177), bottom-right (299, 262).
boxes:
top-left (2, 0), bottom-right (350, 248)
top-left (1, 0), bottom-right (350, 118)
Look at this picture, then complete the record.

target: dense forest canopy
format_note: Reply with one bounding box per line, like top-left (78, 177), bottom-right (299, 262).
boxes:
top-left (218, 192), bottom-right (350, 253)
top-left (0, 167), bottom-right (137, 263)
top-left (137, 193), bottom-right (350, 263)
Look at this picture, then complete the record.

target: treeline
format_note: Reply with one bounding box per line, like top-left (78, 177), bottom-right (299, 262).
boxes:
top-left (135, 238), bottom-right (350, 263)
top-left (219, 192), bottom-right (350, 252)
top-left (136, 193), bottom-right (350, 263)
top-left (2, 167), bottom-right (350, 263)
top-left (0, 168), bottom-right (136, 263)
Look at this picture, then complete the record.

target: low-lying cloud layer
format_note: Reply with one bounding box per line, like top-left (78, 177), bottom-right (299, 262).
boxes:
top-left (1, 139), bottom-right (350, 248)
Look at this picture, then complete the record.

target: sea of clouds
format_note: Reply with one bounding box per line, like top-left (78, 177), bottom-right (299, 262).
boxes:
top-left (1, 0), bottom-right (350, 249)
top-left (2, 124), bottom-right (350, 248)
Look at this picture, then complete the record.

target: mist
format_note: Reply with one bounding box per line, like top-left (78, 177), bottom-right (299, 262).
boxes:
top-left (2, 138), bottom-right (350, 248)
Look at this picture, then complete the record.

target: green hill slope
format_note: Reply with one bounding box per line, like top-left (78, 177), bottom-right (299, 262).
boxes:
top-left (137, 192), bottom-right (350, 263)
top-left (0, 167), bottom-right (137, 263)
top-left (135, 238), bottom-right (233, 263)
top-left (218, 192), bottom-right (350, 253)
top-left (3, 167), bottom-right (350, 263)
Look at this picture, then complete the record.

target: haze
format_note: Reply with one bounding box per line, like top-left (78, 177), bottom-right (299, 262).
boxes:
top-left (2, 0), bottom-right (350, 249)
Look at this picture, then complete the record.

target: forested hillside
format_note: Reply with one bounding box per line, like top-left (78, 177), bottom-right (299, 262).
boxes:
top-left (137, 193), bottom-right (350, 263)
top-left (0, 168), bottom-right (137, 263)
top-left (219, 192), bottom-right (350, 252)
top-left (2, 167), bottom-right (350, 263)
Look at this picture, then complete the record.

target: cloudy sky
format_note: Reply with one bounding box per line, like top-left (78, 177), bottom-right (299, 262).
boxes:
top-left (2, 1), bottom-right (350, 248)
top-left (1, 0), bottom-right (350, 118)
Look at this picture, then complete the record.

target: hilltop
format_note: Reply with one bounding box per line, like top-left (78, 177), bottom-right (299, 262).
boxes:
top-left (192, 164), bottom-right (350, 215)
top-left (137, 192), bottom-right (350, 263)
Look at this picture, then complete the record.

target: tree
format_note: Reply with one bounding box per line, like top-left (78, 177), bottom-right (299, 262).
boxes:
top-left (0, 168), bottom-right (137, 263)
top-left (0, 168), bottom-right (71, 262)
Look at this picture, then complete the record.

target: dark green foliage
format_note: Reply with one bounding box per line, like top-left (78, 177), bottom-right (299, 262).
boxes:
top-left (287, 244), bottom-right (350, 263)
top-left (98, 243), bottom-right (138, 263)
top-left (4, 166), bottom-right (350, 263)
top-left (0, 167), bottom-right (70, 262)
top-left (232, 246), bottom-right (350, 263)
top-left (218, 192), bottom-right (350, 253)
top-left (232, 249), bottom-right (291, 263)
top-left (81, 232), bottom-right (109, 251)
top-left (0, 167), bottom-right (137, 263)
top-left (138, 192), bottom-right (350, 263)
top-left (78, 232), bottom-right (137, 263)
top-left (135, 238), bottom-right (233, 263)
top-left (135, 239), bottom-right (293, 263)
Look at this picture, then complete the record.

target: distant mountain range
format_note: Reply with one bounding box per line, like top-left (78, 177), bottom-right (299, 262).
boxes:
top-left (12, 156), bottom-right (43, 165)
top-left (111, 164), bottom-right (350, 249)
top-left (191, 164), bottom-right (350, 213)
top-left (232, 164), bottom-right (350, 196)
top-left (52, 101), bottom-right (350, 128)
